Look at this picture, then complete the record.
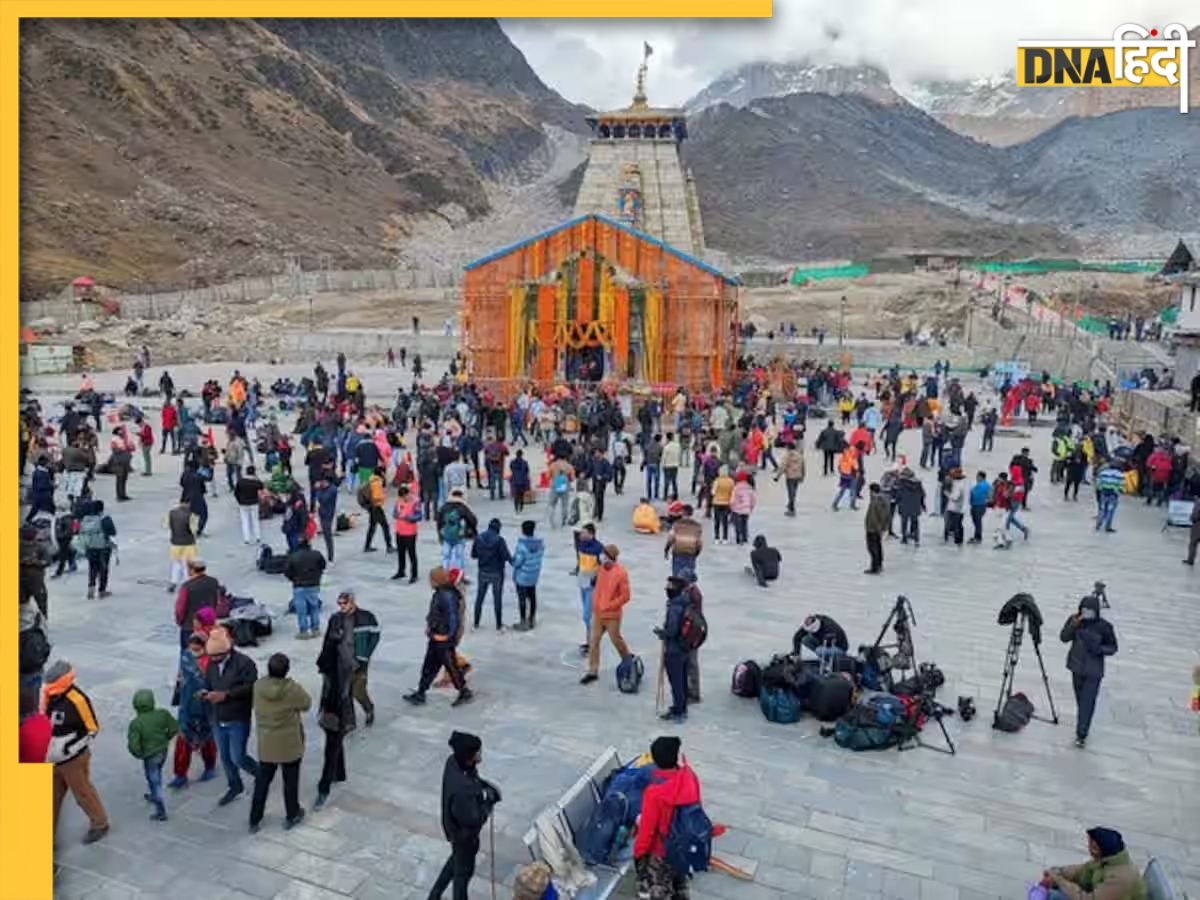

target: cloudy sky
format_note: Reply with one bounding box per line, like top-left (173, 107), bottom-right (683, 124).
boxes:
top-left (503, 0), bottom-right (1194, 108)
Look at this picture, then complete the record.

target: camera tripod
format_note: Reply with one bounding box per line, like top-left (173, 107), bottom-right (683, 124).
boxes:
top-left (869, 596), bottom-right (957, 756)
top-left (992, 608), bottom-right (1059, 728)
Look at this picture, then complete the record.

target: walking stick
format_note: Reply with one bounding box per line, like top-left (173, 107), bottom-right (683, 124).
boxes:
top-left (489, 814), bottom-right (497, 900)
top-left (655, 645), bottom-right (665, 716)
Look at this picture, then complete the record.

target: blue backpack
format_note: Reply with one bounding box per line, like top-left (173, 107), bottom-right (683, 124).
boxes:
top-left (664, 803), bottom-right (712, 877)
top-left (615, 654), bottom-right (644, 694)
top-left (577, 791), bottom-right (629, 866)
top-left (551, 470), bottom-right (570, 495)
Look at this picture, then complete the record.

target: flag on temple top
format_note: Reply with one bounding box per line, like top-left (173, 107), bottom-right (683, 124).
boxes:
top-left (644, 41), bottom-right (654, 57)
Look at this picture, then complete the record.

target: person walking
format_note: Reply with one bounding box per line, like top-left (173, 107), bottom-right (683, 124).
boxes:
top-left (1060, 593), bottom-right (1118, 748)
top-left (863, 483), bottom-right (890, 574)
top-left (471, 518), bottom-right (512, 630)
top-left (968, 471), bottom-right (990, 543)
top-left (642, 433), bottom-right (663, 499)
top-left (332, 591), bottom-right (380, 726)
top-left (1183, 500), bottom-right (1200, 566)
top-left (249, 653), bottom-right (311, 832)
top-left (180, 460), bottom-right (209, 537)
top-left (591, 448), bottom-right (613, 522)
top-left (546, 456), bottom-right (574, 528)
top-left (314, 607), bottom-right (357, 811)
top-left (580, 545), bottom-right (632, 685)
top-left (161, 401), bottom-right (179, 455)
top-left (234, 465), bottom-right (264, 545)
top-left (362, 466), bottom-right (392, 553)
top-left (284, 537), bottom-right (326, 639)
top-left (429, 731), bottom-right (501, 900)
top-left (815, 420), bottom-right (843, 476)
top-left (776, 441), bottom-right (805, 516)
top-left (391, 483), bottom-right (421, 582)
top-left (45, 660), bottom-right (110, 843)
top-left (483, 433), bottom-right (509, 501)
top-left (511, 520), bottom-right (544, 630)
top-left (1094, 458), bottom-right (1124, 533)
top-left (174, 557), bottom-right (219, 649)
top-left (404, 568), bottom-right (473, 708)
top-left (126, 688), bottom-right (179, 822)
top-left (832, 441), bottom-right (862, 511)
top-left (169, 632), bottom-right (217, 788)
top-left (661, 433), bottom-right (682, 500)
top-left (980, 406), bottom-right (997, 452)
top-left (510, 448), bottom-right (531, 514)
top-left (203, 626), bottom-right (260, 806)
top-left (76, 500), bottom-right (116, 600)
top-left (437, 488), bottom-right (478, 572)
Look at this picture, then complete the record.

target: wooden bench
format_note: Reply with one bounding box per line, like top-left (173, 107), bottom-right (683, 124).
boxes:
top-left (522, 746), bottom-right (633, 900)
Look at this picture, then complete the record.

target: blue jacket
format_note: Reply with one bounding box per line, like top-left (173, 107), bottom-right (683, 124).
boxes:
top-left (660, 592), bottom-right (690, 655)
top-left (30, 467), bottom-right (54, 505)
top-left (969, 481), bottom-right (991, 508)
top-left (511, 536), bottom-right (544, 586)
top-left (471, 524), bottom-right (512, 579)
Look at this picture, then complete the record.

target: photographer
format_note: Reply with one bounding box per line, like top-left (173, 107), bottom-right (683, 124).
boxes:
top-left (1060, 594), bottom-right (1118, 749)
top-left (794, 614), bottom-right (849, 660)
top-left (431, 730), bottom-right (501, 900)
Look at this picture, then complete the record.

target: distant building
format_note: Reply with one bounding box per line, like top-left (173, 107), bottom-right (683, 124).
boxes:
top-left (1171, 271), bottom-right (1200, 382)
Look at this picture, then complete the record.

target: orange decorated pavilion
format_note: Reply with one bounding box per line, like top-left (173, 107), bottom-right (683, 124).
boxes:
top-left (461, 213), bottom-right (739, 395)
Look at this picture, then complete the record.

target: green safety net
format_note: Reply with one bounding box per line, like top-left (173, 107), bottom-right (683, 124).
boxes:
top-left (790, 264), bottom-right (870, 284)
top-left (967, 259), bottom-right (1159, 275)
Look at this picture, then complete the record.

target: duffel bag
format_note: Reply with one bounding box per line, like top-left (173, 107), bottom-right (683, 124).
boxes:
top-left (759, 686), bottom-right (802, 724)
top-left (834, 706), bottom-right (898, 751)
top-left (807, 674), bottom-right (854, 722)
top-left (615, 654), bottom-right (644, 694)
top-left (994, 692), bottom-right (1034, 732)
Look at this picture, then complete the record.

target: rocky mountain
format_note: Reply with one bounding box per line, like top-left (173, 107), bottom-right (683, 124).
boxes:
top-left (19, 18), bottom-right (588, 297)
top-left (686, 61), bottom-right (901, 112)
top-left (685, 92), bottom-right (1199, 261)
top-left (904, 25), bottom-right (1200, 145)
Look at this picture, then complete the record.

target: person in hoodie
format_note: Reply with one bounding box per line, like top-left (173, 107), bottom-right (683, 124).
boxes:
top-left (404, 567), bottom-right (473, 708)
top-left (580, 544), bottom-right (633, 685)
top-left (746, 535), bottom-right (782, 587)
top-left (437, 487), bottom-right (478, 573)
top-left (471, 518), bottom-right (513, 631)
top-left (1060, 593), bottom-right (1118, 749)
top-left (314, 604), bottom-right (357, 811)
top-left (894, 467), bottom-right (926, 546)
top-left (511, 520), bottom-right (544, 631)
top-left (312, 473), bottom-right (340, 563)
top-left (127, 688), bottom-right (179, 821)
top-left (968, 471), bottom-right (991, 543)
top-left (430, 731), bottom-right (502, 900)
top-left (44, 660), bottom-right (110, 844)
top-left (509, 448), bottom-right (531, 514)
top-left (655, 579), bottom-right (693, 723)
top-left (1042, 827), bottom-right (1147, 900)
top-left (250, 653), bottom-right (312, 832)
top-left (633, 736), bottom-right (702, 900)
top-left (26, 455), bottom-right (57, 523)
top-left (729, 471), bottom-right (756, 545)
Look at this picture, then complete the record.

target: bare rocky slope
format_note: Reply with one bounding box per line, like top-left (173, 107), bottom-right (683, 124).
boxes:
top-left (685, 93), bottom-right (1199, 261)
top-left (19, 18), bottom-right (587, 297)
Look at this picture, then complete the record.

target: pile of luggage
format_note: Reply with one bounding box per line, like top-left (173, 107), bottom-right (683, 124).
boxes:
top-left (730, 627), bottom-right (949, 753)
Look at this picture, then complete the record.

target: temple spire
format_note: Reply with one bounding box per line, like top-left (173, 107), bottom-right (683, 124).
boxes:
top-left (631, 41), bottom-right (653, 108)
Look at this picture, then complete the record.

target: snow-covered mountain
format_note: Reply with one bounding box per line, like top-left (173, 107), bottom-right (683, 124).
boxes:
top-left (685, 61), bottom-right (901, 111)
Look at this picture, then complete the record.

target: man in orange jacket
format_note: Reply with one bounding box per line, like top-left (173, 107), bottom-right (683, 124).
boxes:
top-left (580, 544), bottom-right (632, 685)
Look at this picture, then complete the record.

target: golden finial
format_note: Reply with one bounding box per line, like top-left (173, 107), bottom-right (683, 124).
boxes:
top-left (632, 41), bottom-right (653, 108)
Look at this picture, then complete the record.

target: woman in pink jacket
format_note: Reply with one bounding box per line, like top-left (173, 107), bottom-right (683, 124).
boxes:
top-left (730, 471), bottom-right (757, 546)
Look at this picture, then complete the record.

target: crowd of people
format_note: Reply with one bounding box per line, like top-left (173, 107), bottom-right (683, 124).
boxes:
top-left (14, 347), bottom-right (1195, 900)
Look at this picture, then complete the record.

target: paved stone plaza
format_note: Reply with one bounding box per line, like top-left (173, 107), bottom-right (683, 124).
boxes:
top-left (25, 367), bottom-right (1200, 900)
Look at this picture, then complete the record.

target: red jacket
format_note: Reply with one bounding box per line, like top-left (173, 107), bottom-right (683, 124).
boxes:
top-left (138, 422), bottom-right (154, 448)
top-left (1147, 449), bottom-right (1172, 485)
top-left (633, 764), bottom-right (702, 859)
top-left (19, 712), bottom-right (52, 763)
top-left (162, 405), bottom-right (178, 430)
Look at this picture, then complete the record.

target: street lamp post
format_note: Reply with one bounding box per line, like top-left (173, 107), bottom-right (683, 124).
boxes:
top-left (839, 296), bottom-right (847, 347)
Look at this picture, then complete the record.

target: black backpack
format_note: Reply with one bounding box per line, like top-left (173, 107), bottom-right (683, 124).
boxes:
top-left (806, 674), bottom-right (855, 722)
top-left (680, 602), bottom-right (707, 651)
top-left (20, 628), bottom-right (51, 675)
top-left (731, 660), bottom-right (762, 698)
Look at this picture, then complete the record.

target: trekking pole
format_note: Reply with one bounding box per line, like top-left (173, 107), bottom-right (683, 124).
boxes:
top-left (489, 814), bottom-right (497, 900)
top-left (655, 645), bottom-right (665, 716)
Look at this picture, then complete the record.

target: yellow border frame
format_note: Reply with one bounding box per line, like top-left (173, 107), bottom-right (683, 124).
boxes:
top-left (2, 4), bottom-right (770, 898)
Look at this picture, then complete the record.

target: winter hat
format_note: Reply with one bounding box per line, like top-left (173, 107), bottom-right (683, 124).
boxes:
top-left (205, 627), bottom-right (232, 657)
top-left (753, 535), bottom-right (766, 549)
top-left (735, 471), bottom-right (749, 483)
top-left (448, 568), bottom-right (465, 588)
top-left (189, 558), bottom-right (208, 572)
top-left (449, 730), bottom-right (482, 766)
top-left (44, 660), bottom-right (73, 684)
top-left (1086, 827), bottom-right (1125, 857)
top-left (194, 607), bottom-right (216, 627)
top-left (429, 566), bottom-right (451, 588)
top-left (650, 736), bottom-right (681, 770)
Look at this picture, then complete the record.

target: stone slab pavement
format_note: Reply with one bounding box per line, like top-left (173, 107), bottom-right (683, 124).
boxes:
top-left (23, 369), bottom-right (1200, 900)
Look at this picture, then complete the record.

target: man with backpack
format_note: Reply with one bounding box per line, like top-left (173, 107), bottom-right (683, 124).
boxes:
top-left (360, 466), bottom-right (392, 554)
top-left (655, 578), bottom-right (705, 723)
top-left (78, 500), bottom-right (117, 600)
top-left (483, 433), bottom-right (509, 501)
top-left (580, 544), bottom-right (632, 685)
top-left (633, 736), bottom-right (705, 900)
top-left (437, 488), bottom-right (478, 573)
top-left (546, 456), bottom-right (574, 528)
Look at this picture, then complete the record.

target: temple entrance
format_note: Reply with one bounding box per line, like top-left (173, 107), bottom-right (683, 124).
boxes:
top-left (566, 345), bottom-right (605, 383)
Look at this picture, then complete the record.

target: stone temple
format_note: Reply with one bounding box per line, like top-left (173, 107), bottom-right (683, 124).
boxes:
top-left (572, 44), bottom-right (706, 256)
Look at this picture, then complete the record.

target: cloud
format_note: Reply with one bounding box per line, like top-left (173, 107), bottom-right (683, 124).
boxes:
top-left (503, 0), bottom-right (1195, 106)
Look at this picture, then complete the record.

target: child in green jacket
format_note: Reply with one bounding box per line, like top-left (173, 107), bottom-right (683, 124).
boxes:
top-left (127, 689), bottom-right (179, 821)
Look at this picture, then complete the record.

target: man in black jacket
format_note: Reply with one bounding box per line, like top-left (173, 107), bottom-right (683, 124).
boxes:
top-left (430, 730), bottom-right (501, 900)
top-left (203, 626), bottom-right (260, 804)
top-left (815, 420), bottom-right (844, 477)
top-left (1060, 593), bottom-right (1117, 748)
top-left (284, 538), bottom-right (327, 639)
top-left (470, 518), bottom-right (511, 630)
top-left (794, 614), bottom-right (849, 660)
top-left (746, 535), bottom-right (781, 588)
